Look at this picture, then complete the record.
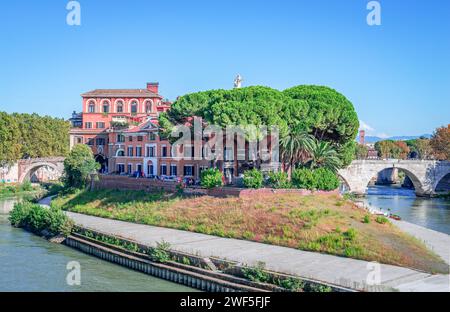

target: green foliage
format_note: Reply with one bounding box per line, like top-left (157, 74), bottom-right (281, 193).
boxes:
top-left (291, 168), bottom-right (340, 191)
top-left (267, 171), bottom-right (291, 189)
top-left (0, 112), bottom-right (69, 165)
top-left (9, 202), bottom-right (73, 236)
top-left (280, 129), bottom-right (314, 170)
top-left (200, 168), bottom-right (223, 189)
top-left (275, 278), bottom-right (305, 291)
top-left (63, 144), bottom-right (100, 189)
top-left (374, 140), bottom-right (410, 159)
top-left (243, 169), bottom-right (264, 189)
top-left (363, 215), bottom-right (371, 224)
top-left (242, 261), bottom-right (271, 283)
top-left (306, 139), bottom-right (342, 172)
top-left (159, 85), bottom-right (359, 165)
top-left (0, 181), bottom-right (40, 198)
top-left (149, 240), bottom-right (172, 263)
top-left (376, 216), bottom-right (389, 224)
top-left (355, 144), bottom-right (369, 160)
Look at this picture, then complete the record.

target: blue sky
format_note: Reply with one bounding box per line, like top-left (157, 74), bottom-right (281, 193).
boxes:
top-left (0, 0), bottom-right (449, 137)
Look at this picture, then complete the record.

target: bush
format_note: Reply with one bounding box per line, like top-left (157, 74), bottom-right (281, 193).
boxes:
top-left (376, 216), bottom-right (389, 224)
top-left (267, 171), bottom-right (291, 189)
top-left (20, 180), bottom-right (34, 192)
top-left (242, 261), bottom-right (270, 283)
top-left (291, 168), bottom-right (339, 191)
top-left (149, 240), bottom-right (171, 263)
top-left (9, 201), bottom-right (74, 236)
top-left (63, 144), bottom-right (100, 189)
top-left (200, 168), bottom-right (223, 189)
top-left (243, 169), bottom-right (264, 189)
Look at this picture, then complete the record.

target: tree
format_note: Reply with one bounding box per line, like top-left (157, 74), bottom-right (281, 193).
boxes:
top-left (355, 144), bottom-right (369, 160)
top-left (282, 85), bottom-right (359, 166)
top-left (0, 112), bottom-right (21, 167)
top-left (63, 144), bottom-right (99, 189)
top-left (430, 125), bottom-right (450, 160)
top-left (280, 128), bottom-right (314, 175)
top-left (306, 139), bottom-right (342, 172)
top-left (200, 168), bottom-right (223, 189)
top-left (415, 139), bottom-right (432, 160)
top-left (159, 85), bottom-right (359, 168)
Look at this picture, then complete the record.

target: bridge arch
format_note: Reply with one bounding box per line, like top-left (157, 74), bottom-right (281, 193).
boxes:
top-left (434, 172), bottom-right (450, 193)
top-left (18, 162), bottom-right (63, 183)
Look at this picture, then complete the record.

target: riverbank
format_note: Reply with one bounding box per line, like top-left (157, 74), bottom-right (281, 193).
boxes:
top-left (50, 189), bottom-right (449, 274)
top-left (60, 210), bottom-right (449, 292)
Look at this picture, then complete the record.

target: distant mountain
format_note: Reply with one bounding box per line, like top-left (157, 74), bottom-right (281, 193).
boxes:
top-left (363, 134), bottom-right (431, 143)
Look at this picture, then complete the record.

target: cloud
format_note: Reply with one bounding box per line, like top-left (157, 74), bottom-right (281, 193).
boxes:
top-left (359, 120), bottom-right (375, 132)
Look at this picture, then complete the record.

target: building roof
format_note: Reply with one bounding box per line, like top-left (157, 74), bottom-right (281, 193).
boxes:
top-left (81, 89), bottom-right (162, 98)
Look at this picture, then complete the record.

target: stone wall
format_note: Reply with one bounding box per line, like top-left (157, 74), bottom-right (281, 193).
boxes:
top-left (93, 175), bottom-right (339, 198)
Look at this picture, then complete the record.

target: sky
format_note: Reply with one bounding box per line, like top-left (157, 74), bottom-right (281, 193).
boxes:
top-left (0, 0), bottom-right (449, 137)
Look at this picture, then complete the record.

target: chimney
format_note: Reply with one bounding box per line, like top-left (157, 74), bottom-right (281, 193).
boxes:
top-left (146, 82), bottom-right (159, 94)
top-left (359, 130), bottom-right (366, 145)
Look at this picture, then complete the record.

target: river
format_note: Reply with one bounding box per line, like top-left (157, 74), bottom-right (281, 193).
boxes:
top-left (0, 197), bottom-right (197, 292)
top-left (365, 185), bottom-right (450, 235)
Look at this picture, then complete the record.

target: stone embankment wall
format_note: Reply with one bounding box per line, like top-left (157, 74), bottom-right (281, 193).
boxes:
top-left (93, 175), bottom-right (339, 198)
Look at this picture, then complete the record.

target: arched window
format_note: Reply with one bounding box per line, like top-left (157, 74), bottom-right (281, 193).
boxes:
top-left (145, 100), bottom-right (153, 113)
top-left (116, 101), bottom-right (124, 113)
top-left (131, 101), bottom-right (138, 114)
top-left (116, 149), bottom-right (125, 157)
top-left (102, 101), bottom-right (110, 113)
top-left (88, 101), bottom-right (96, 113)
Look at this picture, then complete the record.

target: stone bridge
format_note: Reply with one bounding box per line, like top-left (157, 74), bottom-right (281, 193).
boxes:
top-left (338, 160), bottom-right (450, 197)
top-left (18, 157), bottom-right (65, 183)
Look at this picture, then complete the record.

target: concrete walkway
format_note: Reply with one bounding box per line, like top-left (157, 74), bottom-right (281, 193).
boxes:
top-left (66, 212), bottom-right (450, 292)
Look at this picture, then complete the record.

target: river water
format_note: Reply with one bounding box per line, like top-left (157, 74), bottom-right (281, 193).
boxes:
top-left (365, 185), bottom-right (450, 235)
top-left (0, 197), bottom-right (197, 292)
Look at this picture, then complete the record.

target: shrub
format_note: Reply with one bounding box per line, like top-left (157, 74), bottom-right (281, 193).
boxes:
top-left (149, 240), bottom-right (171, 263)
top-left (275, 277), bottom-right (305, 291)
top-left (200, 168), bottom-right (223, 189)
top-left (376, 216), bottom-right (389, 224)
top-left (243, 169), bottom-right (264, 189)
top-left (267, 171), bottom-right (291, 189)
top-left (363, 215), bottom-right (371, 224)
top-left (19, 180), bottom-right (34, 192)
top-left (242, 261), bottom-right (270, 283)
top-left (9, 201), bottom-right (74, 236)
top-left (291, 167), bottom-right (339, 191)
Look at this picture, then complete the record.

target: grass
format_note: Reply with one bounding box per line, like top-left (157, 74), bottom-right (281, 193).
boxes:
top-left (0, 181), bottom-right (43, 199)
top-left (51, 189), bottom-right (449, 274)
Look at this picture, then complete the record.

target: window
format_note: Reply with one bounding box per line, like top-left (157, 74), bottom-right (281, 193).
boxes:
top-left (127, 146), bottom-right (134, 157)
top-left (86, 138), bottom-right (94, 146)
top-left (149, 133), bottom-right (157, 141)
top-left (183, 165), bottom-right (194, 177)
top-left (128, 136), bottom-right (133, 142)
top-left (117, 164), bottom-right (125, 174)
top-left (170, 165), bottom-right (177, 176)
top-left (85, 122), bottom-right (92, 129)
top-left (136, 146), bottom-right (142, 157)
top-left (137, 164), bottom-right (143, 173)
top-left (88, 101), bottom-right (95, 113)
top-left (76, 137), bottom-right (83, 144)
top-left (137, 136), bottom-right (143, 142)
top-left (116, 101), bottom-right (124, 113)
top-left (96, 122), bottom-right (105, 129)
top-left (102, 102), bottom-right (110, 113)
top-left (96, 138), bottom-right (106, 146)
top-left (131, 101), bottom-right (138, 114)
top-left (146, 146), bottom-right (155, 157)
top-left (145, 101), bottom-right (153, 113)
top-left (127, 164), bottom-right (132, 174)
top-left (116, 150), bottom-right (125, 157)
top-left (147, 164), bottom-right (154, 175)
top-left (162, 146), bottom-right (167, 157)
top-left (160, 164), bottom-right (167, 175)
top-left (117, 134), bottom-right (125, 142)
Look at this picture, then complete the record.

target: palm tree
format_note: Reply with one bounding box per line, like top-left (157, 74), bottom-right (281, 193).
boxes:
top-left (280, 129), bottom-right (314, 176)
top-left (306, 139), bottom-right (342, 172)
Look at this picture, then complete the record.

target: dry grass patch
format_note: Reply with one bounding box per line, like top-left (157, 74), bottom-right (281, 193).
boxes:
top-left (51, 189), bottom-right (449, 274)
